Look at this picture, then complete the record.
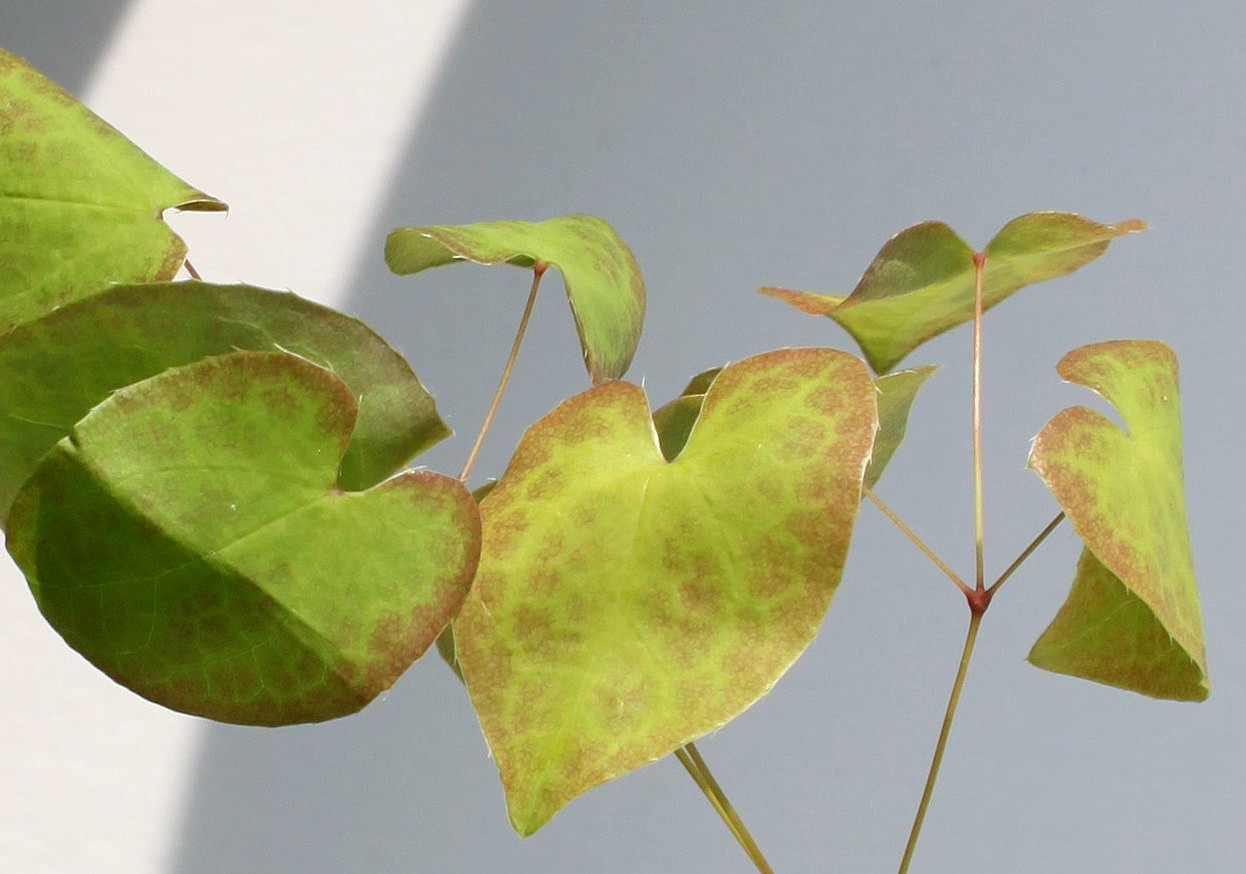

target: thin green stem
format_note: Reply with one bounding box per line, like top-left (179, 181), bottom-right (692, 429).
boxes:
top-left (897, 609), bottom-right (984, 874)
top-left (675, 742), bottom-right (777, 874)
top-left (971, 251), bottom-right (986, 592)
top-left (457, 265), bottom-right (545, 482)
top-left (986, 511), bottom-right (1065, 597)
top-left (897, 252), bottom-right (995, 872)
top-left (865, 487), bottom-right (969, 594)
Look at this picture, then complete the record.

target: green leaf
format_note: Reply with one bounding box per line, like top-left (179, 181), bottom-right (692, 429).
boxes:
top-left (0, 50), bottom-right (225, 334)
top-left (455, 348), bottom-right (877, 834)
top-left (384, 215), bottom-right (645, 382)
top-left (866, 366), bottom-right (937, 489)
top-left (5, 351), bottom-right (479, 725)
top-left (650, 394), bottom-right (705, 462)
top-left (651, 363), bottom-right (933, 487)
top-left (1027, 341), bottom-right (1207, 701)
top-left (760, 213), bottom-right (1145, 373)
top-left (0, 281), bottom-right (449, 519)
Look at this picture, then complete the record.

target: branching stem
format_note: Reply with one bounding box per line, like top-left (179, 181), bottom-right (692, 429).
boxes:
top-left (458, 265), bottom-right (545, 482)
top-left (675, 742), bottom-right (777, 874)
top-left (898, 251), bottom-right (993, 872)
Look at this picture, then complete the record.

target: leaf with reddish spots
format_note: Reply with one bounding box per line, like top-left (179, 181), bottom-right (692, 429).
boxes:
top-left (760, 213), bottom-right (1145, 373)
top-left (5, 351), bottom-right (479, 725)
top-left (652, 363), bottom-right (933, 486)
top-left (0, 50), bottom-right (225, 334)
top-left (384, 215), bottom-right (645, 383)
top-left (0, 281), bottom-right (449, 520)
top-left (1028, 341), bottom-right (1207, 701)
top-left (454, 348), bottom-right (877, 834)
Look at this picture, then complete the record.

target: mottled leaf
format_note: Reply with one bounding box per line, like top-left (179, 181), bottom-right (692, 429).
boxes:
top-left (6, 351), bottom-right (479, 725)
top-left (0, 50), bottom-right (225, 334)
top-left (455, 348), bottom-right (877, 834)
top-left (1027, 341), bottom-right (1207, 701)
top-left (384, 215), bottom-right (645, 382)
top-left (761, 214), bottom-right (1144, 373)
top-left (0, 281), bottom-right (449, 519)
top-left (651, 363), bottom-right (933, 488)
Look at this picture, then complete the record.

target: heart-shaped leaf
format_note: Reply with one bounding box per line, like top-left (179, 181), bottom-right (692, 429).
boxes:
top-left (1027, 341), bottom-right (1207, 701)
top-left (760, 214), bottom-right (1144, 373)
top-left (650, 364), bottom-right (934, 488)
top-left (0, 50), bottom-right (225, 334)
top-left (0, 281), bottom-right (449, 519)
top-left (384, 215), bottom-right (645, 382)
top-left (5, 351), bottom-right (480, 725)
top-left (454, 348), bottom-right (877, 834)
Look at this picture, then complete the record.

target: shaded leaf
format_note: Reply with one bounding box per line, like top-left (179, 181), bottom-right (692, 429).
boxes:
top-left (384, 215), bottom-right (645, 382)
top-left (761, 213), bottom-right (1144, 373)
top-left (0, 281), bottom-right (449, 519)
top-left (1028, 548), bottom-right (1207, 701)
top-left (678, 367), bottom-right (723, 397)
top-left (866, 366), bottom-right (937, 489)
top-left (0, 50), bottom-right (225, 334)
top-left (6, 351), bottom-right (479, 725)
top-left (1027, 341), bottom-right (1207, 701)
top-left (456, 348), bottom-right (877, 834)
top-left (650, 394), bottom-right (704, 462)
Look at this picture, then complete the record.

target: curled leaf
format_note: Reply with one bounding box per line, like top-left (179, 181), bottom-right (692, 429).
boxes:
top-left (385, 215), bottom-right (645, 383)
top-left (1027, 341), bottom-right (1207, 701)
top-left (761, 213), bottom-right (1144, 373)
top-left (0, 281), bottom-right (449, 518)
top-left (6, 352), bottom-right (479, 725)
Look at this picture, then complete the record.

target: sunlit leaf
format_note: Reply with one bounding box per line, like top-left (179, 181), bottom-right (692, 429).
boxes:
top-left (384, 215), bottom-right (645, 382)
top-left (0, 50), bottom-right (225, 334)
top-left (0, 281), bottom-right (449, 519)
top-left (5, 351), bottom-right (479, 725)
top-left (651, 363), bottom-right (933, 488)
top-left (455, 348), bottom-right (877, 834)
top-left (760, 214), bottom-right (1144, 373)
top-left (1027, 341), bottom-right (1207, 701)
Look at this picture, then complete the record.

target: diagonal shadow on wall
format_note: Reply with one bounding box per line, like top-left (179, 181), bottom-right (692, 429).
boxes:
top-left (167, 2), bottom-right (1246, 873)
top-left (0, 0), bottom-right (133, 92)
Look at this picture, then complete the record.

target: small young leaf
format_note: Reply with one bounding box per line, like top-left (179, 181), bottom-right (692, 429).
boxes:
top-left (760, 214), bottom-right (1144, 373)
top-left (866, 366), bottom-right (937, 489)
top-left (455, 348), bottom-right (877, 834)
top-left (0, 50), bottom-right (225, 333)
top-left (384, 215), bottom-right (645, 382)
top-left (650, 394), bottom-right (705, 462)
top-left (1027, 341), bottom-right (1207, 701)
top-left (5, 351), bottom-right (479, 725)
top-left (0, 281), bottom-right (449, 518)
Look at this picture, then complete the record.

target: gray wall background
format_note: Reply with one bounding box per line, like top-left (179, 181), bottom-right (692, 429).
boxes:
top-left (4, 2), bottom-right (1244, 872)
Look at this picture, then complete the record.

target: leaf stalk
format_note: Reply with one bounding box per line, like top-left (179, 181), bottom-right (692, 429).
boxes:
top-left (458, 264), bottom-right (545, 482)
top-left (865, 487), bottom-right (969, 594)
top-left (675, 742), bottom-right (777, 874)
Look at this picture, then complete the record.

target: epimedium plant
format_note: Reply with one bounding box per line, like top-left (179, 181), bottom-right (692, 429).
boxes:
top-left (0, 48), bottom-right (1208, 872)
